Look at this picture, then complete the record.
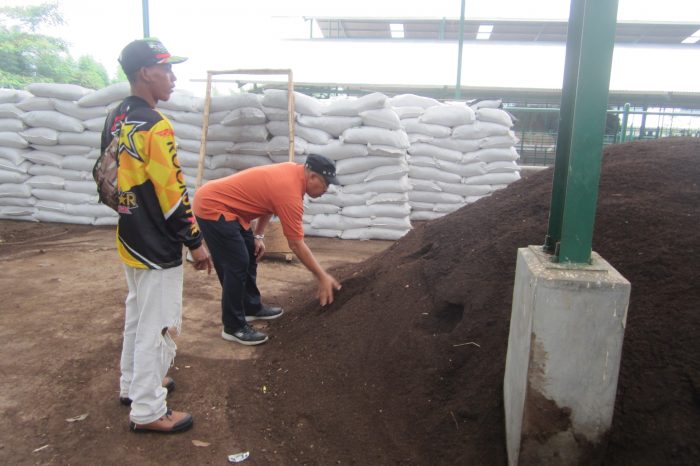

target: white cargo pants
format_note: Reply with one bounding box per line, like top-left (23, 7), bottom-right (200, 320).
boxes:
top-left (119, 264), bottom-right (183, 424)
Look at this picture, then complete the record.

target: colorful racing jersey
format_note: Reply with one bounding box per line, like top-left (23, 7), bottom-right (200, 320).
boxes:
top-left (101, 95), bottom-right (202, 269)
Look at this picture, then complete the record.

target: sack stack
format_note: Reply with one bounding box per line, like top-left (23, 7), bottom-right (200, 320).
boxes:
top-left (0, 83), bottom-right (523, 239)
top-left (389, 95), bottom-right (521, 221)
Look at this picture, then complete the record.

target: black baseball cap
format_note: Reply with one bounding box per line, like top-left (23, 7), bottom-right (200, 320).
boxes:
top-left (118, 38), bottom-right (187, 74)
top-left (305, 154), bottom-right (339, 185)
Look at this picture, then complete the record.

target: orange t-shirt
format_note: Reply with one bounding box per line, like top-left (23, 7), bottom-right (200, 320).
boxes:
top-left (192, 163), bottom-right (306, 240)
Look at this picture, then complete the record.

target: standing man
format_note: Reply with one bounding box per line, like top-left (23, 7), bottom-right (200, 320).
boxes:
top-left (102, 38), bottom-right (212, 434)
top-left (192, 154), bottom-right (342, 346)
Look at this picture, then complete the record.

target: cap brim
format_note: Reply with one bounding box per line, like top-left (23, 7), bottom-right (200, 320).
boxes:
top-left (165, 56), bottom-right (187, 65)
top-left (326, 175), bottom-right (340, 185)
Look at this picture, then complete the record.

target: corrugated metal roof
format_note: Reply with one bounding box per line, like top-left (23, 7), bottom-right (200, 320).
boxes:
top-left (311, 18), bottom-right (700, 45)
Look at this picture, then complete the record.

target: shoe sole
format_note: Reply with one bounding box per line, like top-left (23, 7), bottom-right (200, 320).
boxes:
top-left (245, 310), bottom-right (284, 322)
top-left (221, 330), bottom-right (268, 346)
top-left (129, 418), bottom-right (193, 434)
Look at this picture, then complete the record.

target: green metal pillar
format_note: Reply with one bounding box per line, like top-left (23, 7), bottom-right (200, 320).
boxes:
top-left (543, 0), bottom-right (585, 254)
top-left (544, 0), bottom-right (619, 264)
top-left (142, 0), bottom-right (150, 38)
top-left (620, 103), bottom-right (630, 142)
top-left (455, 0), bottom-right (465, 99)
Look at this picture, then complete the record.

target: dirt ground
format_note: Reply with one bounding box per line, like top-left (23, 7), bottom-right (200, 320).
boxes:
top-left (0, 221), bottom-right (391, 466)
top-left (1, 137), bottom-right (698, 466)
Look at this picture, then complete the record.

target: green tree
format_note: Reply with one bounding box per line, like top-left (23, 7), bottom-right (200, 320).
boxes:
top-left (0, 2), bottom-right (112, 89)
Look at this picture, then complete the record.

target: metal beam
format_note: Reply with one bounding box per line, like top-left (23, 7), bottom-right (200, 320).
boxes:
top-left (547, 0), bottom-right (619, 263)
top-left (142, 0), bottom-right (150, 38)
top-left (455, 0), bottom-right (465, 99)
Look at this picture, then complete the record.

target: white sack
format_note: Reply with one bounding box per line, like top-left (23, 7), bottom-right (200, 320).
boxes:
top-left (64, 180), bottom-right (98, 194)
top-left (393, 106), bottom-right (424, 119)
top-left (401, 118), bottom-right (451, 138)
top-left (430, 137), bottom-right (480, 153)
top-left (452, 121), bottom-right (511, 139)
top-left (0, 103), bottom-right (23, 119)
top-left (22, 111), bottom-right (84, 133)
top-left (53, 99), bottom-right (107, 120)
top-left (476, 108), bottom-right (514, 127)
top-left (26, 83), bottom-right (91, 101)
top-left (23, 151), bottom-right (63, 167)
top-left (341, 176), bottom-right (412, 194)
top-left (409, 165), bottom-right (461, 183)
top-left (209, 154), bottom-right (271, 170)
top-left (359, 108), bottom-right (401, 130)
top-left (171, 121), bottom-right (202, 140)
top-left (297, 115), bottom-right (361, 137)
top-left (336, 156), bottom-right (401, 174)
top-left (408, 190), bottom-right (464, 204)
top-left (156, 92), bottom-right (202, 113)
top-left (32, 188), bottom-right (96, 204)
top-left (26, 175), bottom-right (64, 189)
top-left (0, 160), bottom-right (31, 174)
top-left (210, 93), bottom-right (262, 112)
top-left (0, 171), bottom-right (29, 184)
top-left (325, 92), bottom-right (387, 116)
top-left (340, 227), bottom-right (408, 241)
top-left (0, 196), bottom-right (35, 206)
top-left (266, 121), bottom-right (331, 145)
top-left (341, 127), bottom-right (409, 149)
top-left (389, 94), bottom-right (440, 109)
top-left (342, 203), bottom-right (410, 218)
top-left (479, 133), bottom-right (519, 149)
top-left (16, 97), bottom-right (54, 111)
top-left (34, 210), bottom-right (93, 225)
top-left (0, 183), bottom-right (32, 197)
top-left (20, 128), bottom-right (58, 146)
top-left (366, 144), bottom-right (406, 157)
top-left (436, 160), bottom-right (488, 178)
top-left (221, 107), bottom-right (266, 126)
top-left (31, 144), bottom-right (91, 156)
top-left (0, 131), bottom-right (28, 148)
top-left (262, 89), bottom-right (323, 116)
top-left (408, 143), bottom-right (461, 162)
top-left (420, 104), bottom-right (475, 127)
top-left (78, 82), bottom-right (130, 107)
top-left (0, 118), bottom-right (25, 132)
top-left (28, 165), bottom-right (88, 181)
top-left (61, 155), bottom-right (96, 171)
top-left (58, 131), bottom-right (101, 147)
top-left (306, 141), bottom-right (368, 160)
top-left (435, 182), bottom-right (493, 196)
top-left (83, 116), bottom-right (107, 132)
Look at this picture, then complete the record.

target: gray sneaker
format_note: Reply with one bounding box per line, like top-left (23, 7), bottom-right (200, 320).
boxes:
top-left (221, 325), bottom-right (268, 346)
top-left (245, 306), bottom-right (284, 322)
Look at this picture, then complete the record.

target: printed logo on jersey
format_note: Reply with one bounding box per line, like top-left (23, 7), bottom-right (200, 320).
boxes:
top-left (119, 117), bottom-right (148, 162)
top-left (118, 191), bottom-right (138, 214)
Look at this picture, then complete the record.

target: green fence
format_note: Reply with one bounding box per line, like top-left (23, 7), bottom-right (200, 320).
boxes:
top-left (508, 105), bottom-right (700, 166)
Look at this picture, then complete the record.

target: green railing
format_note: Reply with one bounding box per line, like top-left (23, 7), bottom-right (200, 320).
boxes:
top-left (508, 105), bottom-right (700, 166)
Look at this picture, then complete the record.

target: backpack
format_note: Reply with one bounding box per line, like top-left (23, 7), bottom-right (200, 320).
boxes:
top-left (93, 108), bottom-right (121, 211)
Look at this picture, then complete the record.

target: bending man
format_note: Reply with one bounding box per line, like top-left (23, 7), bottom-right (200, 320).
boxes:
top-left (193, 154), bottom-right (342, 345)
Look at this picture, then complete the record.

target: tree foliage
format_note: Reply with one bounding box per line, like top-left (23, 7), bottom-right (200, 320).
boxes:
top-left (0, 2), bottom-right (112, 89)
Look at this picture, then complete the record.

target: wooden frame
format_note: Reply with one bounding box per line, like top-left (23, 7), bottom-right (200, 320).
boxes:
top-left (195, 69), bottom-right (296, 261)
top-left (195, 68), bottom-right (295, 188)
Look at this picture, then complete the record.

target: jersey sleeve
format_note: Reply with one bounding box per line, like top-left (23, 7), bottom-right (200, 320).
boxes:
top-left (145, 119), bottom-right (202, 249)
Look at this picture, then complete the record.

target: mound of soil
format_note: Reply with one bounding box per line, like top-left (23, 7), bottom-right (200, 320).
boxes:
top-left (252, 138), bottom-right (699, 464)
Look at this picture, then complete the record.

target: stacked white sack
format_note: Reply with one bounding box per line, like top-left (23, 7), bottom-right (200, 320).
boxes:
top-left (304, 92), bottom-right (412, 241)
top-left (390, 94), bottom-right (521, 221)
top-left (17, 83), bottom-right (128, 225)
top-left (0, 89), bottom-right (36, 221)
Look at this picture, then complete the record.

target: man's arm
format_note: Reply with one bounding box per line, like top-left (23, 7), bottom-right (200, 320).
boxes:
top-left (287, 238), bottom-right (341, 306)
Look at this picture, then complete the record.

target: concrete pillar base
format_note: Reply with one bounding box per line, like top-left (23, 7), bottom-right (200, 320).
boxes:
top-left (504, 246), bottom-right (630, 465)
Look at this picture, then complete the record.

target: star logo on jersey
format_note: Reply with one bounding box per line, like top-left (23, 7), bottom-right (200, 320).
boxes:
top-left (118, 117), bottom-right (148, 162)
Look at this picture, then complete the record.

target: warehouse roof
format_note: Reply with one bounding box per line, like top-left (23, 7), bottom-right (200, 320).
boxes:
top-left (309, 17), bottom-right (700, 46)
